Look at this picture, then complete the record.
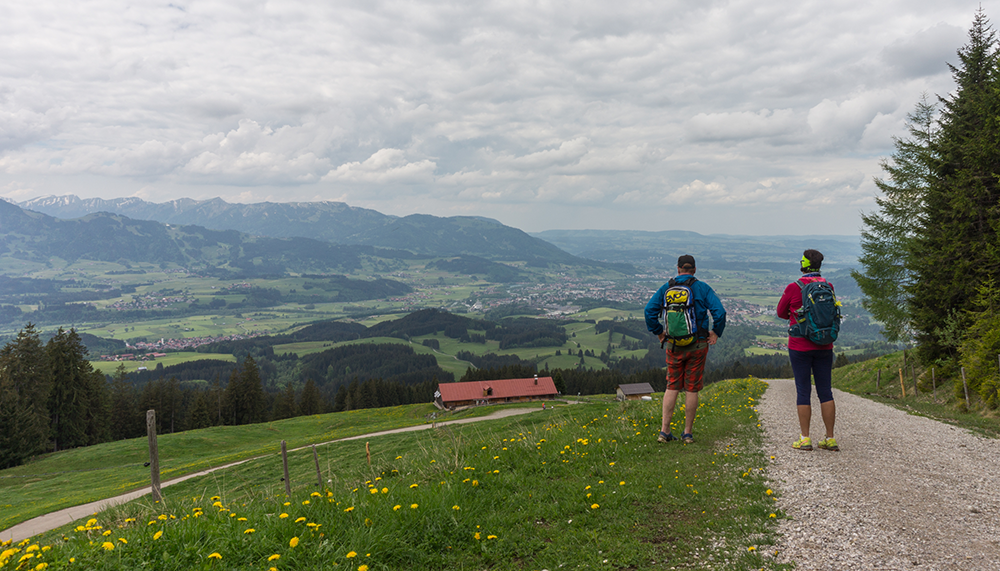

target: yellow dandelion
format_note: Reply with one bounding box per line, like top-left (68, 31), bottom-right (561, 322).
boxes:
top-left (207, 552), bottom-right (222, 559)
top-left (244, 528), bottom-right (255, 534)
top-left (381, 487), bottom-right (388, 494)
top-left (409, 483), bottom-right (418, 489)
top-left (279, 513), bottom-right (289, 519)
top-left (769, 513), bottom-right (777, 518)
top-left (289, 537), bottom-right (299, 548)
top-left (268, 554), bottom-right (280, 562)
top-left (153, 531), bottom-right (163, 540)
top-left (487, 535), bottom-right (497, 540)
top-left (591, 504), bottom-right (600, 509)
top-left (118, 538), bottom-right (127, 544)
top-left (619, 481), bottom-right (625, 486)
top-left (302, 500), bottom-right (310, 505)
top-left (343, 507), bottom-right (354, 513)
top-left (102, 530), bottom-right (112, 537)
top-left (346, 551), bottom-right (357, 558)
top-left (474, 532), bottom-right (481, 540)
top-left (393, 505), bottom-right (401, 511)
top-left (311, 492), bottom-right (321, 497)
top-left (296, 517), bottom-right (307, 522)
top-left (35, 563), bottom-right (48, 570)
top-left (452, 505), bottom-right (460, 511)
top-left (237, 517), bottom-right (247, 522)
top-left (748, 546), bottom-right (757, 552)
top-left (410, 503), bottom-right (418, 509)
top-left (101, 542), bottom-right (115, 551)
top-left (358, 566), bottom-right (369, 571)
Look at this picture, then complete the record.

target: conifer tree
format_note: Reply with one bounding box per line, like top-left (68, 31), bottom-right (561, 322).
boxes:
top-left (853, 96), bottom-right (937, 343)
top-left (0, 323), bottom-right (51, 459)
top-left (299, 378), bottom-right (324, 415)
top-left (910, 8), bottom-right (1000, 362)
top-left (46, 328), bottom-right (109, 451)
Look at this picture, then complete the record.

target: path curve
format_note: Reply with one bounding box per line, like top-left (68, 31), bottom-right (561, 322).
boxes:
top-left (1, 406), bottom-right (545, 543)
top-left (760, 379), bottom-right (1000, 570)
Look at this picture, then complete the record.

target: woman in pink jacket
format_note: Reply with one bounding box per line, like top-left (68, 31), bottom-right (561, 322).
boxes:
top-left (776, 249), bottom-right (838, 452)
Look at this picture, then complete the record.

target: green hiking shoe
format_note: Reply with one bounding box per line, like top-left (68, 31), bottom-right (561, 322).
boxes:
top-left (817, 437), bottom-right (839, 451)
top-left (791, 436), bottom-right (813, 451)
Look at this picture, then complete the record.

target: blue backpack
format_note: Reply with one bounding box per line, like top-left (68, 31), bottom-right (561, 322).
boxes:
top-left (789, 279), bottom-right (841, 345)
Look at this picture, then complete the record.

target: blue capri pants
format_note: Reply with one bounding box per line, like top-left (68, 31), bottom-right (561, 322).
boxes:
top-left (788, 349), bottom-right (834, 406)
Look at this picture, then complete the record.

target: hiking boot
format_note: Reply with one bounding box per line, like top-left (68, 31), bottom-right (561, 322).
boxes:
top-left (681, 433), bottom-right (695, 444)
top-left (817, 437), bottom-right (839, 451)
top-left (657, 431), bottom-right (678, 443)
top-left (792, 436), bottom-right (812, 451)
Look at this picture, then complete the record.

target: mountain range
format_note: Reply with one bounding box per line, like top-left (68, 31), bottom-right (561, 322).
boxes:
top-left (13, 195), bottom-right (579, 264)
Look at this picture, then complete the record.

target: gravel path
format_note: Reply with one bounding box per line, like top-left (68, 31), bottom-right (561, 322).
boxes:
top-left (760, 379), bottom-right (1000, 570)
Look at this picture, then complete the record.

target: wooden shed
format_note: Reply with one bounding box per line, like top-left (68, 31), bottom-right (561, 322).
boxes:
top-left (616, 382), bottom-right (656, 401)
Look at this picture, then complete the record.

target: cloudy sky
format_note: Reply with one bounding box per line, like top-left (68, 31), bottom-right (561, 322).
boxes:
top-left (0, 1), bottom-right (985, 234)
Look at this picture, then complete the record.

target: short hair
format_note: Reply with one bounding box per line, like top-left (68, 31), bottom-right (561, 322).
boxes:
top-left (802, 249), bottom-right (824, 271)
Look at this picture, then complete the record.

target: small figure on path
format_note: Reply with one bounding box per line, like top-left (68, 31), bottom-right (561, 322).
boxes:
top-left (645, 255), bottom-right (726, 444)
top-left (777, 249), bottom-right (841, 451)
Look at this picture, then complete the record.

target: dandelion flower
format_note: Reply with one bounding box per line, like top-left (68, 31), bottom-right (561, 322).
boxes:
top-left (358, 565), bottom-right (369, 571)
top-left (153, 531), bottom-right (163, 540)
top-left (34, 563), bottom-right (48, 570)
top-left (393, 505), bottom-right (401, 511)
top-left (346, 551), bottom-right (357, 558)
top-left (101, 542), bottom-right (115, 551)
top-left (474, 532), bottom-right (481, 540)
top-left (748, 546), bottom-right (757, 552)
top-left (591, 504), bottom-right (599, 509)
top-left (487, 535), bottom-right (497, 540)
top-left (289, 537), bottom-right (299, 548)
top-left (244, 529), bottom-right (255, 534)
top-left (268, 554), bottom-right (280, 562)
top-left (208, 552), bottom-right (222, 559)
top-left (410, 503), bottom-right (418, 509)
top-left (279, 513), bottom-right (289, 519)
top-left (302, 500), bottom-right (310, 505)
top-left (118, 538), bottom-right (127, 544)
top-left (343, 507), bottom-right (354, 513)
top-left (296, 517), bottom-right (307, 522)
top-left (381, 487), bottom-right (388, 494)
top-left (452, 505), bottom-right (460, 511)
top-left (769, 513), bottom-right (777, 518)
top-left (409, 484), bottom-right (418, 489)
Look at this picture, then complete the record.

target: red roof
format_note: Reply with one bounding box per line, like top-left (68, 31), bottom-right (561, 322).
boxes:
top-left (438, 377), bottom-right (558, 403)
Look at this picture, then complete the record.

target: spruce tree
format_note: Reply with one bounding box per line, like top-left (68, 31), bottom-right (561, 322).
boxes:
top-left (853, 96), bottom-right (937, 343)
top-left (0, 323), bottom-right (51, 459)
top-left (910, 8), bottom-right (1000, 362)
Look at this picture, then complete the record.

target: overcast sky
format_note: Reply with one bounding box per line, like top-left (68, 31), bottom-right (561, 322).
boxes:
top-left (0, 1), bottom-right (985, 234)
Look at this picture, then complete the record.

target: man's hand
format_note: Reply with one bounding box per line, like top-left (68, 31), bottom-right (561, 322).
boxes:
top-left (707, 331), bottom-right (718, 345)
top-left (658, 332), bottom-right (667, 344)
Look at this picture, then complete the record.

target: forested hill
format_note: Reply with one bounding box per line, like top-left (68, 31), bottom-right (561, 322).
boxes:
top-left (12, 195), bottom-right (606, 265)
top-left (0, 199), bottom-right (414, 276)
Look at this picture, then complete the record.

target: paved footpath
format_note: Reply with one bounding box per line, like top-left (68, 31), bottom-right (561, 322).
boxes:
top-left (760, 379), bottom-right (1000, 571)
top-left (1, 406), bottom-right (542, 543)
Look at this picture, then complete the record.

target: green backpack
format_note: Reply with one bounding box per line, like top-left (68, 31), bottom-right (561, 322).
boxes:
top-left (661, 277), bottom-right (699, 347)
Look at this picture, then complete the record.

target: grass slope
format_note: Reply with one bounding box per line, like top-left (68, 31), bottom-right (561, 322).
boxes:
top-left (832, 351), bottom-right (1000, 437)
top-left (1, 379), bottom-right (788, 570)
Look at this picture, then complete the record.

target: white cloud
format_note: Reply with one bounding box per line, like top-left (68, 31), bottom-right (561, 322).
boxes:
top-left (0, 0), bottom-right (989, 233)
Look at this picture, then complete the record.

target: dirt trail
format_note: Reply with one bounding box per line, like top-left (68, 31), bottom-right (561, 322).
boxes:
top-left (760, 379), bottom-right (1000, 570)
top-left (1, 406), bottom-right (543, 543)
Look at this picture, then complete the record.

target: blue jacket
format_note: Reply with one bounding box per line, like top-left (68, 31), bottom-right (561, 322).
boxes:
top-left (644, 274), bottom-right (727, 338)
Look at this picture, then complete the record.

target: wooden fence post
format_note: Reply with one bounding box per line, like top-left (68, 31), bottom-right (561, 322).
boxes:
top-left (961, 367), bottom-right (970, 408)
top-left (876, 368), bottom-right (881, 390)
top-left (281, 440), bottom-right (291, 496)
top-left (313, 445), bottom-right (322, 488)
top-left (931, 367), bottom-right (935, 397)
top-left (899, 368), bottom-right (906, 398)
top-left (147, 410), bottom-right (162, 503)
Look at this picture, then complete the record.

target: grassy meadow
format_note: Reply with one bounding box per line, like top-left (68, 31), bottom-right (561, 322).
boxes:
top-left (1, 379), bottom-right (789, 570)
top-left (832, 351), bottom-right (1000, 437)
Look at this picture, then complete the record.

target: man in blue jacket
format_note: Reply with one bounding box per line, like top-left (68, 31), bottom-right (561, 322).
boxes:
top-left (645, 255), bottom-right (726, 444)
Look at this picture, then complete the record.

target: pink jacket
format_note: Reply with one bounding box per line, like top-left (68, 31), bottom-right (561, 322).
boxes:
top-left (776, 275), bottom-right (834, 352)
